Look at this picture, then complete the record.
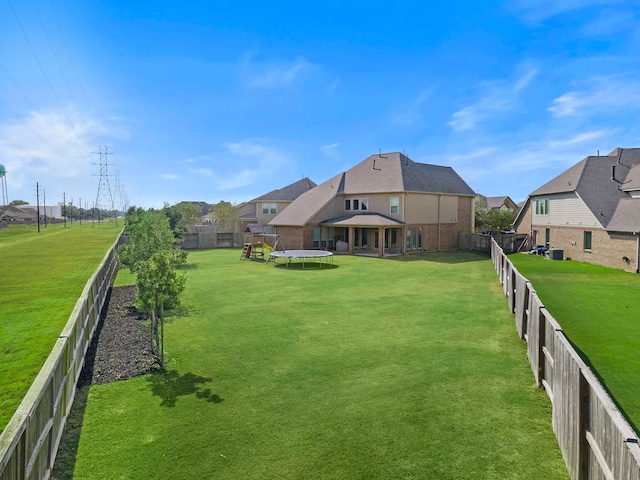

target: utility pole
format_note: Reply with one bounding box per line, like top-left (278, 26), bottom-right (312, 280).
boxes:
top-left (63, 192), bottom-right (67, 228)
top-left (79, 196), bottom-right (82, 225)
top-left (36, 182), bottom-right (40, 233)
top-left (43, 189), bottom-right (47, 227)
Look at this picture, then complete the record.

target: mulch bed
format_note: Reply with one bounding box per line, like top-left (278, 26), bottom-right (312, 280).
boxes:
top-left (77, 285), bottom-right (158, 387)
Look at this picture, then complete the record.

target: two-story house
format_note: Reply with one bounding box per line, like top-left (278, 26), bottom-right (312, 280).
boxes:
top-left (268, 152), bottom-right (475, 255)
top-left (236, 177), bottom-right (317, 232)
top-left (514, 148), bottom-right (640, 272)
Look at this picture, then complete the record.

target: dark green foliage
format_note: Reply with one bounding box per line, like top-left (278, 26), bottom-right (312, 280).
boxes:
top-left (163, 202), bottom-right (201, 240)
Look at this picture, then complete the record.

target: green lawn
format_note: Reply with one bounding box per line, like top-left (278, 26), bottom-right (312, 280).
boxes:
top-left (57, 249), bottom-right (569, 479)
top-left (0, 222), bottom-right (122, 431)
top-left (508, 253), bottom-right (640, 434)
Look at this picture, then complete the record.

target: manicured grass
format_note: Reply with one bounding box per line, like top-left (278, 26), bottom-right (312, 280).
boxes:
top-left (0, 222), bottom-right (122, 431)
top-left (508, 253), bottom-right (640, 433)
top-left (61, 250), bottom-right (569, 479)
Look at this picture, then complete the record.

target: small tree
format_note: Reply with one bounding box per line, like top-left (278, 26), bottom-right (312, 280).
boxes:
top-left (118, 208), bottom-right (177, 273)
top-left (210, 201), bottom-right (240, 232)
top-left (9, 199), bottom-right (28, 206)
top-left (117, 207), bottom-right (188, 368)
top-left (135, 249), bottom-right (187, 367)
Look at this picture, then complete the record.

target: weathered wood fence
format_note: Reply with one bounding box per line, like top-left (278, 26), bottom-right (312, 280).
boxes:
top-left (460, 233), bottom-right (528, 253)
top-left (178, 230), bottom-right (243, 250)
top-left (492, 239), bottom-right (640, 479)
top-left (0, 233), bottom-right (124, 480)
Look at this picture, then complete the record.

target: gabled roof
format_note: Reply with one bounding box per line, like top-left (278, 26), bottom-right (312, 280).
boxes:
top-left (251, 177), bottom-right (317, 202)
top-left (0, 205), bottom-right (38, 220)
top-left (337, 152), bottom-right (474, 195)
top-left (320, 212), bottom-right (404, 227)
top-left (268, 172), bottom-right (344, 226)
top-left (523, 148), bottom-right (640, 231)
top-left (270, 152), bottom-right (474, 227)
top-left (485, 196), bottom-right (516, 209)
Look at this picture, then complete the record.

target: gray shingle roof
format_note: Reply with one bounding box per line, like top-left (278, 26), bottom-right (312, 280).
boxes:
top-left (251, 177), bottom-right (317, 202)
top-left (269, 152), bottom-right (474, 227)
top-left (528, 148), bottom-right (640, 231)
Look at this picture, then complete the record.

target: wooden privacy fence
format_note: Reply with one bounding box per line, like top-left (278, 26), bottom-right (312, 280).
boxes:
top-left (460, 233), bottom-right (528, 253)
top-left (492, 239), bottom-right (640, 479)
top-left (0, 233), bottom-right (124, 480)
top-left (178, 231), bottom-right (243, 250)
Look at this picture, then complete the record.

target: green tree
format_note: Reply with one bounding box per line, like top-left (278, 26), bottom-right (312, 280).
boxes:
top-left (135, 249), bottom-right (187, 367)
top-left (117, 207), bottom-right (188, 368)
top-left (483, 209), bottom-right (516, 234)
top-left (209, 201), bottom-right (240, 232)
top-left (163, 202), bottom-right (201, 240)
top-left (118, 208), bottom-right (177, 273)
top-left (9, 199), bottom-right (28, 206)
top-left (474, 200), bottom-right (489, 233)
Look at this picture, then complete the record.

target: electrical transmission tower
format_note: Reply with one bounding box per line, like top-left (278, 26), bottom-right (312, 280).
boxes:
top-left (93, 145), bottom-right (116, 224)
top-left (113, 169), bottom-right (128, 215)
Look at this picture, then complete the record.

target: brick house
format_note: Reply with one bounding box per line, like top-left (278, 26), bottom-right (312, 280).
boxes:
top-left (236, 177), bottom-right (317, 232)
top-left (268, 152), bottom-right (475, 256)
top-left (514, 148), bottom-right (640, 272)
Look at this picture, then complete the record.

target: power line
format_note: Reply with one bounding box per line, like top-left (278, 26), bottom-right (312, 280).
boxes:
top-left (47, 0), bottom-right (93, 115)
top-left (7, 0), bottom-right (91, 157)
top-left (0, 133), bottom-right (63, 176)
top-left (31, 0), bottom-right (93, 145)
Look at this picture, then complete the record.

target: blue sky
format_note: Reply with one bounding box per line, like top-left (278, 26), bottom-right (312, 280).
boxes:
top-left (1, 0), bottom-right (639, 210)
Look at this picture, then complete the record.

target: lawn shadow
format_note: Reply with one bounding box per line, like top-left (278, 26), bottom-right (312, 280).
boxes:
top-left (147, 370), bottom-right (223, 407)
top-left (273, 263), bottom-right (339, 271)
top-left (51, 385), bottom-right (90, 479)
top-left (179, 263), bottom-right (198, 270)
top-left (385, 251), bottom-right (491, 264)
top-left (565, 337), bottom-right (640, 435)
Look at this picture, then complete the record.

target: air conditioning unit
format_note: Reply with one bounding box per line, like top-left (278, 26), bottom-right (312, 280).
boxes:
top-left (549, 248), bottom-right (564, 260)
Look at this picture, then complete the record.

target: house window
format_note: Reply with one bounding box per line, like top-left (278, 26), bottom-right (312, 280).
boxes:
top-left (262, 203), bottom-right (276, 214)
top-left (313, 227), bottom-right (320, 248)
top-left (545, 228), bottom-right (550, 247)
top-left (345, 198), bottom-right (368, 211)
top-left (584, 231), bottom-right (592, 251)
top-left (535, 199), bottom-right (549, 215)
top-left (390, 197), bottom-right (399, 214)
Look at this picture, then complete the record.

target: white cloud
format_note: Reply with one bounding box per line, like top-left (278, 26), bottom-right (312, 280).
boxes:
top-left (447, 68), bottom-right (537, 132)
top-left (188, 139), bottom-right (294, 191)
top-left (320, 142), bottom-right (340, 158)
top-left (548, 76), bottom-right (640, 117)
top-left (240, 53), bottom-right (317, 89)
top-left (511, 0), bottom-right (624, 23)
top-left (0, 107), bottom-right (128, 194)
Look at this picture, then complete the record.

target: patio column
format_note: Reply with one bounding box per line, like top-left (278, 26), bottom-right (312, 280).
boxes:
top-left (378, 227), bottom-right (384, 257)
top-left (348, 226), bottom-right (355, 253)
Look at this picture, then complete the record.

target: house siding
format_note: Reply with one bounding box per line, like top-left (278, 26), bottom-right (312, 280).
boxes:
top-left (405, 193), bottom-right (459, 224)
top-left (531, 193), bottom-right (600, 227)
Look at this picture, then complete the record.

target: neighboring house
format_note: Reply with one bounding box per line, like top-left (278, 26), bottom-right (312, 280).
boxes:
top-left (514, 147), bottom-right (640, 272)
top-left (477, 195), bottom-right (518, 213)
top-left (268, 152), bottom-right (475, 256)
top-left (19, 204), bottom-right (63, 219)
top-left (237, 177), bottom-right (317, 232)
top-left (0, 205), bottom-right (38, 222)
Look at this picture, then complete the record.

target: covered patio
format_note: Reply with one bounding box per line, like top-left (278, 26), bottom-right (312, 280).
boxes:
top-left (317, 213), bottom-right (404, 256)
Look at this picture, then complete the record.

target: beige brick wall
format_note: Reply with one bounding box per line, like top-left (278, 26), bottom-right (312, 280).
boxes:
top-left (274, 226), bottom-right (304, 250)
top-left (533, 224), bottom-right (638, 272)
